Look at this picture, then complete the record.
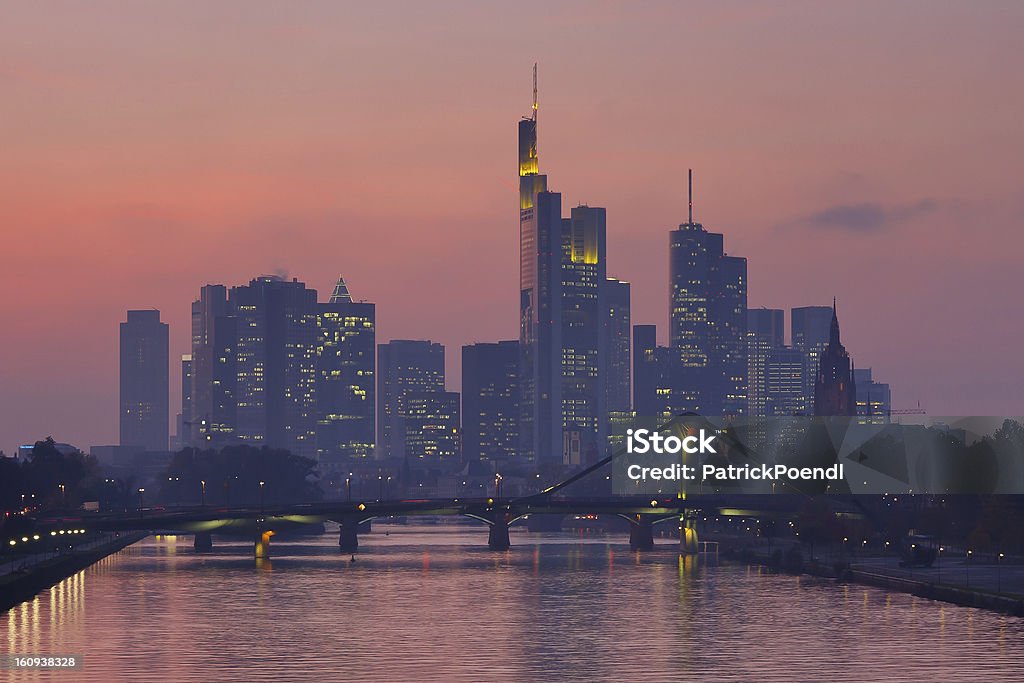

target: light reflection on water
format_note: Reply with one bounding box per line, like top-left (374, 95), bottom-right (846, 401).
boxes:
top-left (3, 527), bottom-right (1023, 682)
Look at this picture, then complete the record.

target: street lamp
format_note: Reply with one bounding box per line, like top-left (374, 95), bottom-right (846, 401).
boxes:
top-left (346, 473), bottom-right (352, 502)
top-left (495, 473), bottom-right (503, 498)
top-left (998, 552), bottom-right (1005, 593)
top-left (59, 483), bottom-right (66, 508)
top-left (137, 488), bottom-right (146, 514)
top-left (200, 480), bottom-right (206, 508)
top-left (966, 549), bottom-right (973, 589)
top-left (259, 480), bottom-right (266, 512)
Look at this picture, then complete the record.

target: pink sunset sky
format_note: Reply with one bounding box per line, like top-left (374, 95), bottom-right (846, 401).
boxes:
top-left (1, 1), bottom-right (1023, 453)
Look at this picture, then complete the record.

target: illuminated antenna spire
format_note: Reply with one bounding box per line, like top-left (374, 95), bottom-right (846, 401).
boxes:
top-left (688, 169), bottom-right (693, 225)
top-left (532, 63), bottom-right (538, 121)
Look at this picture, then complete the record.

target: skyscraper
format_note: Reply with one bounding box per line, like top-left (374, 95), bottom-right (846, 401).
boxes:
top-left (230, 276), bottom-right (319, 457)
top-left (316, 276), bottom-right (375, 462)
top-left (517, 68), bottom-right (614, 464)
top-left (668, 171), bottom-right (747, 417)
top-left (765, 346), bottom-right (805, 417)
top-left (747, 308), bottom-right (785, 417)
top-left (604, 278), bottom-right (631, 415)
top-left (462, 341), bottom-right (519, 462)
top-left (813, 300), bottom-right (857, 417)
top-left (119, 309), bottom-right (169, 451)
top-left (377, 340), bottom-right (445, 460)
top-left (561, 204), bottom-right (607, 462)
top-left (791, 305), bottom-right (833, 414)
top-left (189, 284), bottom-right (236, 446)
top-left (173, 354), bottom-right (193, 450)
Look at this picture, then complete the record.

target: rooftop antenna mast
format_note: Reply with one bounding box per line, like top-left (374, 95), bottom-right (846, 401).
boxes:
top-left (532, 63), bottom-right (538, 121)
top-left (688, 168), bottom-right (693, 225)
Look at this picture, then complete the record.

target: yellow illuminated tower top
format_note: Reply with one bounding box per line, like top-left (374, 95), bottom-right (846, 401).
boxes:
top-left (518, 64), bottom-right (539, 178)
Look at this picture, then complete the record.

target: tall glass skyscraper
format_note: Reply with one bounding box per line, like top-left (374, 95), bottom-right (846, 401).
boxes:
top-left (747, 308), bottom-right (784, 417)
top-left (119, 309), bottom-right (169, 451)
top-left (230, 276), bottom-right (319, 457)
top-left (316, 276), bottom-right (375, 462)
top-left (518, 69), bottom-right (620, 464)
top-left (791, 305), bottom-right (834, 414)
top-left (668, 173), bottom-right (747, 417)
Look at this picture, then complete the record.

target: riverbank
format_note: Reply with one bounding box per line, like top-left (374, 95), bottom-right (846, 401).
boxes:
top-left (724, 544), bottom-right (1024, 617)
top-left (0, 532), bottom-right (147, 613)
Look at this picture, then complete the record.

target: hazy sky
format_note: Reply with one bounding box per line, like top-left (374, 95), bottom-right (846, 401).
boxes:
top-left (2, 1), bottom-right (1023, 453)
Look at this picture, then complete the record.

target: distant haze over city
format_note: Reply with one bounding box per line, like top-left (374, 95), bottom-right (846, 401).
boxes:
top-left (2, 1), bottom-right (1023, 452)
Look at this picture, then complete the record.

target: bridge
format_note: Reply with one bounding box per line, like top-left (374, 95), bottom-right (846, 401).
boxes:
top-left (34, 492), bottom-right (816, 557)
top-left (26, 416), bottom-right (845, 557)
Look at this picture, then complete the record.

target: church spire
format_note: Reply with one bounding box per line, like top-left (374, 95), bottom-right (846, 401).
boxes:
top-left (830, 296), bottom-right (841, 346)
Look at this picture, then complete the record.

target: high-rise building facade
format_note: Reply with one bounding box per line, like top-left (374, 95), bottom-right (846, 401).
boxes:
top-left (316, 277), bottom-right (375, 462)
top-left (173, 354), bottom-right (193, 450)
top-left (765, 346), bottom-right (805, 417)
top-left (854, 367), bottom-right (891, 424)
top-left (813, 301), bottom-right (857, 417)
top-left (119, 309), bottom-right (169, 451)
top-left (791, 305), bottom-right (833, 414)
top-left (668, 172), bottom-right (747, 417)
top-left (517, 70), bottom-right (617, 464)
top-left (401, 391), bottom-right (461, 460)
top-left (377, 340), bottom-right (445, 460)
top-left (747, 308), bottom-right (785, 417)
top-left (560, 204), bottom-right (607, 462)
top-left (462, 341), bottom-right (519, 462)
top-left (230, 276), bottom-right (319, 457)
top-left (604, 278), bottom-right (631, 415)
top-left (189, 284), bottom-right (236, 446)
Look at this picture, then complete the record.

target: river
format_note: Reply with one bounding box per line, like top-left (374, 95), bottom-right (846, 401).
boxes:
top-left (3, 526), bottom-right (1022, 681)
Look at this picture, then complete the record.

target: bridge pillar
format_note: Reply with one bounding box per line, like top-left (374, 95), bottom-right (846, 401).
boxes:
top-left (193, 532), bottom-right (213, 552)
top-left (488, 516), bottom-right (511, 551)
top-left (254, 530), bottom-right (272, 558)
top-left (681, 511), bottom-right (699, 554)
top-left (629, 518), bottom-right (655, 551)
top-left (339, 517), bottom-right (359, 553)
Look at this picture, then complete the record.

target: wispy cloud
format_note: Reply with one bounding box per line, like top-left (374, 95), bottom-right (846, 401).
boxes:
top-left (805, 199), bottom-right (939, 232)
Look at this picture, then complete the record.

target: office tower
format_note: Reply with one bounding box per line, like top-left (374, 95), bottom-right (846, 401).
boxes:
top-left (119, 309), bottom-right (169, 451)
top-left (518, 64), bottom-right (554, 464)
top-left (189, 284), bottom-right (236, 445)
top-left (632, 324), bottom-right (673, 419)
top-left (401, 391), bottom-right (461, 459)
top-left (230, 276), bottom-right (319, 456)
top-left (791, 305), bottom-right (833, 414)
top-left (518, 68), bottom-right (610, 464)
top-left (377, 340), bottom-right (445, 460)
top-left (173, 354), bottom-right (193, 450)
top-left (765, 346), bottom-right (805, 416)
top-left (462, 341), bottom-right (519, 462)
top-left (814, 300), bottom-right (857, 416)
top-left (561, 204), bottom-right (608, 462)
top-left (668, 170), bottom-right (747, 417)
top-left (747, 308), bottom-right (785, 417)
top-left (316, 276), bottom-right (376, 462)
top-left (854, 368), bottom-right (891, 424)
top-left (604, 278), bottom-right (631, 414)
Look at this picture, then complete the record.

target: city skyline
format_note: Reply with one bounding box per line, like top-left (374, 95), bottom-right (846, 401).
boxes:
top-left (3, 2), bottom-right (1024, 453)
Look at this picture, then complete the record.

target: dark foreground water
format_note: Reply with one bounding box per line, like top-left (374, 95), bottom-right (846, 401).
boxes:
top-left (3, 527), bottom-right (1023, 682)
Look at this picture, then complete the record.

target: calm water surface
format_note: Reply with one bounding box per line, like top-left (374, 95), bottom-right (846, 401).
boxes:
top-left (3, 526), bottom-right (1023, 682)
